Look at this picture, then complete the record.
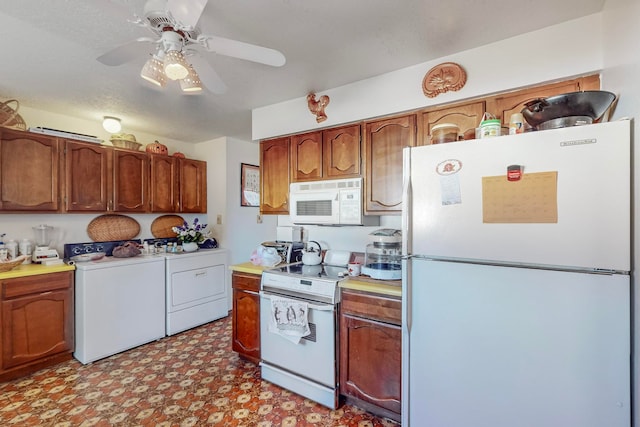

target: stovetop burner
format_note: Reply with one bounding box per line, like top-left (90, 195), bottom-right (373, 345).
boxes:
top-left (271, 263), bottom-right (349, 281)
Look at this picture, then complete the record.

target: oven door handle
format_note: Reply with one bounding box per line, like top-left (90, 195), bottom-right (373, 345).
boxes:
top-left (260, 291), bottom-right (335, 311)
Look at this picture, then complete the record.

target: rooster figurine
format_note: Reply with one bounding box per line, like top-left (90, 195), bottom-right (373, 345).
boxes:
top-left (307, 93), bottom-right (330, 123)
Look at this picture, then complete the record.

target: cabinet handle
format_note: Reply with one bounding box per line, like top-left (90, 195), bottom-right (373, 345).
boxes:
top-left (195, 271), bottom-right (207, 277)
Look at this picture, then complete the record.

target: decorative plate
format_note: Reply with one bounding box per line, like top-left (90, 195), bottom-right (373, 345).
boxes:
top-left (422, 62), bottom-right (467, 98)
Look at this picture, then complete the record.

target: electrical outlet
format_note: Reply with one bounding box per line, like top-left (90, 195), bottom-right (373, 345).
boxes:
top-left (216, 214), bottom-right (222, 225)
top-left (256, 214), bottom-right (262, 224)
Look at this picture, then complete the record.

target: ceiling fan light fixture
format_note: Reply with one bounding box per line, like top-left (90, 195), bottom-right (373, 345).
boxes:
top-left (164, 50), bottom-right (190, 80)
top-left (140, 55), bottom-right (167, 87)
top-left (180, 65), bottom-right (203, 93)
top-left (102, 116), bottom-right (122, 133)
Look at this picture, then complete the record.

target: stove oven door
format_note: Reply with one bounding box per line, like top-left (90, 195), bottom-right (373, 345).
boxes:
top-left (259, 291), bottom-right (337, 389)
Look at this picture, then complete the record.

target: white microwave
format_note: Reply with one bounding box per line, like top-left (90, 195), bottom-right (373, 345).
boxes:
top-left (289, 178), bottom-right (379, 226)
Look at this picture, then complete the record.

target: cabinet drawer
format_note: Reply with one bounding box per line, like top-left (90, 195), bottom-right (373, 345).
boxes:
top-left (2, 271), bottom-right (72, 299)
top-left (340, 288), bottom-right (401, 325)
top-left (232, 271), bottom-right (261, 293)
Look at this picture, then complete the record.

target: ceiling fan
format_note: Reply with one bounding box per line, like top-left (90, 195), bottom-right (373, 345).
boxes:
top-left (97, 0), bottom-right (286, 94)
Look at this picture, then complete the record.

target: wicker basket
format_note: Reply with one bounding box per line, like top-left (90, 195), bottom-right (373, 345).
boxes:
top-left (0, 255), bottom-right (28, 273)
top-left (110, 139), bottom-right (143, 151)
top-left (0, 99), bottom-right (27, 131)
top-left (87, 214), bottom-right (141, 242)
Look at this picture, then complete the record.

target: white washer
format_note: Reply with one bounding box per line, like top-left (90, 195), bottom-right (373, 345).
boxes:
top-left (164, 249), bottom-right (228, 336)
top-left (74, 255), bottom-right (165, 364)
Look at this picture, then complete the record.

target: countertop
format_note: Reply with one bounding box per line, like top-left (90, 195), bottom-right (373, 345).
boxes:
top-left (0, 262), bottom-right (75, 280)
top-left (229, 262), bottom-right (402, 297)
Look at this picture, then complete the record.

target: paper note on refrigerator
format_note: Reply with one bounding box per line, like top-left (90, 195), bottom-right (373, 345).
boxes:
top-left (482, 171), bottom-right (558, 223)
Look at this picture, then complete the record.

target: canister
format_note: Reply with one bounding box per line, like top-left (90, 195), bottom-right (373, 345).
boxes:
top-left (430, 123), bottom-right (459, 144)
top-left (479, 118), bottom-right (501, 138)
top-left (509, 113), bottom-right (525, 135)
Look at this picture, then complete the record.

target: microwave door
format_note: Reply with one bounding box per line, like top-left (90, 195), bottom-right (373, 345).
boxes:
top-left (290, 191), bottom-right (340, 225)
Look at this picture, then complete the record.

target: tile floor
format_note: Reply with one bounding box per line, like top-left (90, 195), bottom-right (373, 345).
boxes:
top-left (0, 316), bottom-right (400, 426)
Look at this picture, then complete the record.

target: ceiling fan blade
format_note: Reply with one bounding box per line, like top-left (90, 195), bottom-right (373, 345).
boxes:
top-left (97, 38), bottom-right (154, 66)
top-left (201, 35), bottom-right (286, 67)
top-left (187, 54), bottom-right (227, 94)
top-left (167, 0), bottom-right (208, 30)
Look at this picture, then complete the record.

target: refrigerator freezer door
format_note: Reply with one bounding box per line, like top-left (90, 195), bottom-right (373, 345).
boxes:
top-left (403, 259), bottom-right (630, 427)
top-left (407, 120), bottom-right (630, 271)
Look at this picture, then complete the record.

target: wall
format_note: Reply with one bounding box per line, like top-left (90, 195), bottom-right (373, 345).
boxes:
top-left (195, 136), bottom-right (277, 308)
top-left (252, 14), bottom-right (603, 140)
top-left (601, 1), bottom-right (640, 425)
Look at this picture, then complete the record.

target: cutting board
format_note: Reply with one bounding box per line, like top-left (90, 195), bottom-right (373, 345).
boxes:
top-left (87, 214), bottom-right (140, 242)
top-left (151, 215), bottom-right (185, 238)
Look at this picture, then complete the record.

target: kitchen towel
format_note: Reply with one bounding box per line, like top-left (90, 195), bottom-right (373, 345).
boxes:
top-left (269, 297), bottom-right (310, 344)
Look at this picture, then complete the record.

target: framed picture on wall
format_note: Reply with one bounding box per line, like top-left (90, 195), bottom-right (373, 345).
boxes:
top-left (241, 163), bottom-right (260, 207)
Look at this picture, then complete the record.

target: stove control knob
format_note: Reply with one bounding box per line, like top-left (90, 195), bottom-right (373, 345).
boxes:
top-left (73, 247), bottom-right (83, 255)
top-left (85, 246), bottom-right (93, 253)
top-left (95, 244), bottom-right (104, 252)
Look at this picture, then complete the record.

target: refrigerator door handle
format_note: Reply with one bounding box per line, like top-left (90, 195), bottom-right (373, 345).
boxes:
top-left (402, 147), bottom-right (412, 256)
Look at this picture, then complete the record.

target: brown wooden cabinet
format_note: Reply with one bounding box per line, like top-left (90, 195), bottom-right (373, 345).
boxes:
top-left (0, 128), bottom-right (60, 211)
top-left (290, 124), bottom-right (361, 182)
top-left (63, 141), bottom-right (148, 212)
top-left (0, 271), bottom-right (74, 382)
top-left (420, 101), bottom-right (486, 145)
top-left (112, 148), bottom-right (149, 212)
top-left (363, 114), bottom-right (416, 214)
top-left (178, 158), bottom-right (207, 213)
top-left (64, 140), bottom-right (206, 213)
top-left (63, 140), bottom-right (109, 211)
top-left (231, 271), bottom-right (261, 364)
top-left (150, 154), bottom-right (178, 212)
top-left (339, 288), bottom-right (401, 422)
top-left (260, 137), bottom-right (290, 214)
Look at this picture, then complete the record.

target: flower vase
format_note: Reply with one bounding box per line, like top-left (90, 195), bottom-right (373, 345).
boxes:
top-left (182, 242), bottom-right (199, 252)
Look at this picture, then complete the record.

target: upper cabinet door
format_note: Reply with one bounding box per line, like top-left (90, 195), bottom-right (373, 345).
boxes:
top-left (112, 149), bottom-right (149, 212)
top-left (179, 158), bottom-right (207, 213)
top-left (150, 155), bottom-right (178, 212)
top-left (421, 101), bottom-right (486, 145)
top-left (290, 131), bottom-right (322, 182)
top-left (364, 114), bottom-right (416, 214)
top-left (0, 129), bottom-right (60, 211)
top-left (64, 140), bottom-right (109, 212)
top-left (323, 124), bottom-right (361, 179)
top-left (260, 137), bottom-right (290, 214)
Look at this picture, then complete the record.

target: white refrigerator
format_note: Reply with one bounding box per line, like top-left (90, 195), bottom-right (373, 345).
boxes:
top-left (401, 120), bottom-right (631, 427)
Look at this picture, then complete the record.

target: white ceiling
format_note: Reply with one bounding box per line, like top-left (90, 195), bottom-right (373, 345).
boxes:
top-left (0, 0), bottom-right (605, 143)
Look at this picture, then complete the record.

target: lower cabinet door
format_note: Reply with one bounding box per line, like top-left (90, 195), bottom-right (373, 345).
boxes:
top-left (340, 313), bottom-right (402, 416)
top-left (232, 288), bottom-right (261, 362)
top-left (2, 289), bottom-right (73, 369)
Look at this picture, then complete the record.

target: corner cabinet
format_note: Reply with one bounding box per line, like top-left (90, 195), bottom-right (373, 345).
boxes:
top-left (339, 288), bottom-right (401, 422)
top-left (0, 128), bottom-right (60, 211)
top-left (0, 271), bottom-right (74, 382)
top-left (363, 114), bottom-right (416, 214)
top-left (260, 137), bottom-right (290, 214)
top-left (231, 271), bottom-right (261, 363)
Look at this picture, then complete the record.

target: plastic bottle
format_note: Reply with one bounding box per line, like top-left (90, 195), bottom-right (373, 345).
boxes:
top-left (509, 113), bottom-right (525, 135)
top-left (6, 239), bottom-right (17, 260)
